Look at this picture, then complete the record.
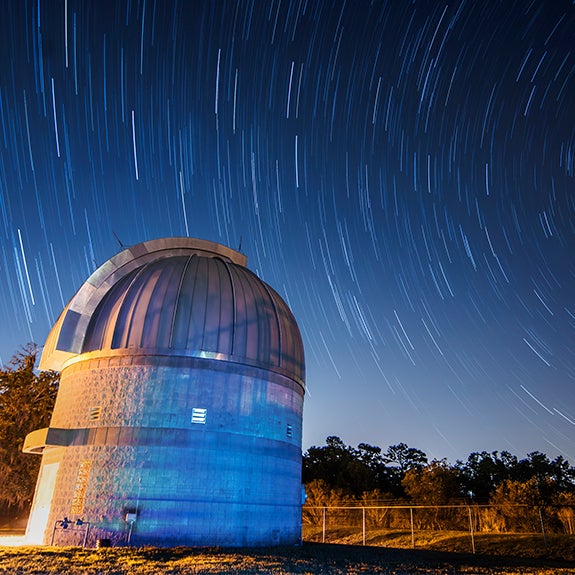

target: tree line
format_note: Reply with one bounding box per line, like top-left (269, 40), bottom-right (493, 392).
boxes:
top-left (303, 437), bottom-right (575, 533)
top-left (303, 435), bottom-right (575, 508)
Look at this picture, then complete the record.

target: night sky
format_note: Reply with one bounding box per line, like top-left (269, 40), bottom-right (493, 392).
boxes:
top-left (1, 1), bottom-right (574, 463)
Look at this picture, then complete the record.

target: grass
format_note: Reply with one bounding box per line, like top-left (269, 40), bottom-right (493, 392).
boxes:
top-left (0, 540), bottom-right (574, 574)
top-left (303, 526), bottom-right (575, 562)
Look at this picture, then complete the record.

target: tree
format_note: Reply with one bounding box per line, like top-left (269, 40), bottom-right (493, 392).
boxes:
top-left (402, 459), bottom-right (460, 506)
top-left (402, 459), bottom-right (462, 530)
top-left (382, 442), bottom-right (428, 497)
top-left (513, 451), bottom-right (575, 495)
top-left (302, 479), bottom-right (354, 525)
top-left (0, 344), bottom-right (59, 516)
top-left (456, 450), bottom-right (518, 502)
top-left (488, 477), bottom-right (544, 532)
top-left (383, 442), bottom-right (428, 473)
top-left (303, 437), bottom-right (430, 498)
top-left (302, 435), bottom-right (575, 524)
top-left (303, 436), bottom-right (378, 495)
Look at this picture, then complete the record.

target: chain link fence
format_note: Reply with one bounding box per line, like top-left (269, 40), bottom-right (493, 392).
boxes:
top-left (302, 504), bottom-right (575, 552)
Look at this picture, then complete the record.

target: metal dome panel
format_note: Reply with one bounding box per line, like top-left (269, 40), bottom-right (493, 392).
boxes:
top-left (41, 238), bottom-right (304, 388)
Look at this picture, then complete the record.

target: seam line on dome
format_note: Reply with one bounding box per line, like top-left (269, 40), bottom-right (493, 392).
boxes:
top-left (214, 258), bottom-right (226, 354)
top-left (131, 260), bottom-right (165, 349)
top-left (199, 255), bottom-right (209, 350)
top-left (107, 264), bottom-right (148, 350)
top-left (257, 272), bottom-right (283, 369)
top-left (167, 254), bottom-right (192, 348)
top-left (221, 257), bottom-right (237, 356)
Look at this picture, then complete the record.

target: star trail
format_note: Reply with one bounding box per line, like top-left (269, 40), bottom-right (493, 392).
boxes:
top-left (0, 0), bottom-right (574, 461)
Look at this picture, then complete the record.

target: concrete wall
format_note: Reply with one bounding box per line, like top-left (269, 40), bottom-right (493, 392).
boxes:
top-left (33, 354), bottom-right (304, 546)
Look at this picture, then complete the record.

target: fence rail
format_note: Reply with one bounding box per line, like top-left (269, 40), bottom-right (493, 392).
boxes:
top-left (302, 504), bottom-right (575, 552)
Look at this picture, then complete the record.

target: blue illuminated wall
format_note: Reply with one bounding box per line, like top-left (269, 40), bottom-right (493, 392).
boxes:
top-left (37, 355), bottom-right (303, 546)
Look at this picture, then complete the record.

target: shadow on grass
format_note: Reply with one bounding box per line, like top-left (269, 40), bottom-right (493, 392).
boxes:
top-left (99, 542), bottom-right (575, 572)
top-left (305, 527), bottom-right (575, 563)
top-left (299, 542), bottom-right (575, 571)
top-left (0, 541), bottom-right (573, 574)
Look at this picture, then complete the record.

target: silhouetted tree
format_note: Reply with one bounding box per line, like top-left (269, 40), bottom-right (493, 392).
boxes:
top-left (0, 344), bottom-right (59, 517)
top-left (303, 436), bottom-right (575, 517)
top-left (514, 451), bottom-right (575, 495)
top-left (303, 437), bottom-right (428, 498)
top-left (381, 442), bottom-right (428, 497)
top-left (456, 450), bottom-right (518, 502)
top-left (383, 442), bottom-right (428, 473)
top-left (303, 436), bottom-right (377, 495)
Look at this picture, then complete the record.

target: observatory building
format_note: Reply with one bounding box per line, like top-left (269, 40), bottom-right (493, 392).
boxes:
top-left (24, 238), bottom-right (305, 547)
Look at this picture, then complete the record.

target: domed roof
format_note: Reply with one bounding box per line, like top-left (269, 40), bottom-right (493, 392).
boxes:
top-left (41, 238), bottom-right (304, 388)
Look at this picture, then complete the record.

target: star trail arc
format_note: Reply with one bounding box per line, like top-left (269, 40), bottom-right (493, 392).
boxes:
top-left (0, 0), bottom-right (574, 462)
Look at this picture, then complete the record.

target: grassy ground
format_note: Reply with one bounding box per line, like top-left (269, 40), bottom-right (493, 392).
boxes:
top-left (303, 526), bottom-right (575, 562)
top-left (0, 542), bottom-right (573, 575)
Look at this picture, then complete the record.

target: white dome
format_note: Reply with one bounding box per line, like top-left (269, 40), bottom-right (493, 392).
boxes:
top-left (41, 238), bottom-right (304, 390)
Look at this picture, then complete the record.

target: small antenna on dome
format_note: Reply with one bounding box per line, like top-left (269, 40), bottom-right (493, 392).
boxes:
top-left (113, 230), bottom-right (125, 249)
top-left (238, 235), bottom-right (243, 253)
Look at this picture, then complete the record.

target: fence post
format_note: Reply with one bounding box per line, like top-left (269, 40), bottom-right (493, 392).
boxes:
top-left (322, 507), bottom-right (326, 543)
top-left (362, 507), bottom-right (366, 546)
top-left (467, 506), bottom-right (475, 554)
top-left (538, 507), bottom-right (548, 549)
top-left (410, 507), bottom-right (415, 549)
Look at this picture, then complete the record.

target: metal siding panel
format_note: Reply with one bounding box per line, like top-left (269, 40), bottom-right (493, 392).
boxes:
top-left (127, 265), bottom-right (163, 348)
top-left (101, 286), bottom-right (129, 350)
top-left (216, 259), bottom-right (234, 355)
top-left (156, 257), bottom-right (187, 349)
top-left (141, 258), bottom-right (185, 348)
top-left (256, 277), bottom-right (281, 367)
top-left (236, 268), bottom-right (259, 360)
top-left (84, 271), bottom-right (137, 351)
top-left (112, 267), bottom-right (151, 349)
top-left (250, 273), bottom-right (273, 365)
top-left (203, 258), bottom-right (223, 352)
top-left (231, 266), bottom-right (248, 357)
top-left (171, 255), bottom-right (197, 348)
top-left (188, 256), bottom-right (208, 350)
